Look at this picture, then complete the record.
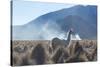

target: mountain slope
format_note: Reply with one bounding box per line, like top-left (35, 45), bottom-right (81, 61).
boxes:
top-left (12, 5), bottom-right (97, 40)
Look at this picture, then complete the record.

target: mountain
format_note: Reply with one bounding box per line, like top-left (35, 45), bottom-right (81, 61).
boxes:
top-left (12, 5), bottom-right (97, 40)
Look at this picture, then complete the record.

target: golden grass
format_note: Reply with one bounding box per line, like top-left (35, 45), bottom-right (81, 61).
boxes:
top-left (11, 40), bottom-right (97, 66)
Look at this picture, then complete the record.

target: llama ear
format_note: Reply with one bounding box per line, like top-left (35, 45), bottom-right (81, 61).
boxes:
top-left (74, 41), bottom-right (83, 54)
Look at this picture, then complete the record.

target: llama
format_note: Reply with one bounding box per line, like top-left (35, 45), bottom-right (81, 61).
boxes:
top-left (52, 28), bottom-right (75, 50)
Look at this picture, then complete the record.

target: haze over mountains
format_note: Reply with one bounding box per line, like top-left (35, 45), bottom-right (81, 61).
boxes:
top-left (12, 5), bottom-right (97, 40)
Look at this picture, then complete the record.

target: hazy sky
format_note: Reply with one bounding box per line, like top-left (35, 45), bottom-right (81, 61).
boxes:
top-left (13, 0), bottom-right (76, 25)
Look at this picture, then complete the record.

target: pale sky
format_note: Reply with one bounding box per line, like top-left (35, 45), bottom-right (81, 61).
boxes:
top-left (12, 0), bottom-right (76, 25)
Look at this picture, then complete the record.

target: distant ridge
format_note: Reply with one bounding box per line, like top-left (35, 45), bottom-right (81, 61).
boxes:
top-left (12, 5), bottom-right (97, 40)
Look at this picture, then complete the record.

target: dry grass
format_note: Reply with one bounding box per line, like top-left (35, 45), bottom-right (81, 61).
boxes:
top-left (11, 40), bottom-right (97, 66)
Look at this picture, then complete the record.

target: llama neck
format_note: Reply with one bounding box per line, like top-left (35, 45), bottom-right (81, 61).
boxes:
top-left (67, 30), bottom-right (72, 42)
